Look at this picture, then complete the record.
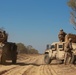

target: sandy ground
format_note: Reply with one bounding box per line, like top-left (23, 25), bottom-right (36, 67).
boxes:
top-left (0, 54), bottom-right (76, 75)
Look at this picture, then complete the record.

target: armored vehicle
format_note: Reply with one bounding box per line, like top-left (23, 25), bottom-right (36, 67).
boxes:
top-left (0, 29), bottom-right (18, 64)
top-left (44, 34), bottom-right (76, 64)
top-left (44, 42), bottom-right (65, 64)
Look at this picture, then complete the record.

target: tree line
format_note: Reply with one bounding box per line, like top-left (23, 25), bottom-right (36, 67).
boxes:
top-left (67, 0), bottom-right (76, 29)
top-left (16, 43), bottom-right (39, 54)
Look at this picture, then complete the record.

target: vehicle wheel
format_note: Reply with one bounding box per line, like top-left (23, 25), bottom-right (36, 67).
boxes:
top-left (11, 43), bottom-right (17, 64)
top-left (12, 59), bottom-right (16, 64)
top-left (12, 53), bottom-right (17, 64)
top-left (61, 60), bottom-right (64, 64)
top-left (1, 56), bottom-right (6, 64)
top-left (1, 43), bottom-right (9, 64)
top-left (44, 54), bottom-right (52, 64)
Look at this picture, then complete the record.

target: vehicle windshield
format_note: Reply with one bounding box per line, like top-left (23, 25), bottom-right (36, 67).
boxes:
top-left (51, 45), bottom-right (55, 49)
top-left (58, 45), bottom-right (63, 48)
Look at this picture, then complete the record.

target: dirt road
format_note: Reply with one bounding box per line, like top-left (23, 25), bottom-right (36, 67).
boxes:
top-left (0, 54), bottom-right (76, 75)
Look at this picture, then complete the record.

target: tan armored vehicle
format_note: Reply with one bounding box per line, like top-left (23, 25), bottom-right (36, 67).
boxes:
top-left (44, 34), bottom-right (76, 64)
top-left (0, 30), bottom-right (18, 64)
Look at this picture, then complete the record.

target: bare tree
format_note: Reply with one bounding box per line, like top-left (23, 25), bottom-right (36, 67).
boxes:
top-left (67, 0), bottom-right (76, 29)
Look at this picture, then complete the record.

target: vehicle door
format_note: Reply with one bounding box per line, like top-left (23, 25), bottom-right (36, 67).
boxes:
top-left (56, 43), bottom-right (65, 60)
top-left (49, 44), bottom-right (57, 58)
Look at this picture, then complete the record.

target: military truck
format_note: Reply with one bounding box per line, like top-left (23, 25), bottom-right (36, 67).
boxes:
top-left (44, 34), bottom-right (76, 64)
top-left (0, 29), bottom-right (18, 64)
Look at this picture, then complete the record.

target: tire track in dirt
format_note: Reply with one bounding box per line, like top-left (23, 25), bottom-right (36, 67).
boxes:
top-left (34, 55), bottom-right (45, 65)
top-left (1, 54), bottom-right (76, 75)
top-left (21, 54), bottom-right (76, 75)
top-left (0, 65), bottom-right (17, 72)
top-left (2, 65), bottom-right (33, 75)
top-left (0, 65), bottom-right (18, 75)
top-left (18, 54), bottom-right (44, 65)
top-left (50, 64), bottom-right (76, 75)
top-left (23, 65), bottom-right (58, 75)
top-left (18, 54), bottom-right (76, 75)
top-left (0, 54), bottom-right (40, 75)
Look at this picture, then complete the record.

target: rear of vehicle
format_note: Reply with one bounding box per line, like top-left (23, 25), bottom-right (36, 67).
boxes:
top-left (0, 30), bottom-right (18, 64)
top-left (1, 42), bottom-right (18, 64)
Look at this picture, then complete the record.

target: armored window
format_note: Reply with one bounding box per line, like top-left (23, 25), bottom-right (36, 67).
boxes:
top-left (58, 45), bottom-right (63, 48)
top-left (51, 45), bottom-right (55, 49)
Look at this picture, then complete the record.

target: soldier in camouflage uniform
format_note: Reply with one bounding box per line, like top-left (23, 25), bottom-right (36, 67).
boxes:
top-left (0, 30), bottom-right (8, 43)
top-left (58, 29), bottom-right (66, 42)
top-left (64, 38), bottom-right (73, 65)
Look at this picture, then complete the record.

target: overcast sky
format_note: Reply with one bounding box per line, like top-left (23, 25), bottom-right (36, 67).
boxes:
top-left (0, 0), bottom-right (75, 53)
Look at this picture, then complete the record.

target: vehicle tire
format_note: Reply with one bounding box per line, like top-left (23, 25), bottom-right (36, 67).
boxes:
top-left (12, 59), bottom-right (16, 64)
top-left (44, 54), bottom-right (52, 64)
top-left (61, 60), bottom-right (64, 64)
top-left (1, 56), bottom-right (6, 64)
top-left (1, 43), bottom-right (9, 64)
top-left (11, 43), bottom-right (17, 64)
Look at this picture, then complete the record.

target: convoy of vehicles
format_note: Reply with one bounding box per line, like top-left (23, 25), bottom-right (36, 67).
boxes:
top-left (0, 28), bottom-right (76, 65)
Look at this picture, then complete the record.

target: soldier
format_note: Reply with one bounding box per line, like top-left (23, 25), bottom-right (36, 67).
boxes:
top-left (0, 30), bottom-right (8, 43)
top-left (64, 38), bottom-right (73, 65)
top-left (58, 29), bottom-right (67, 42)
top-left (2, 31), bottom-right (8, 43)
